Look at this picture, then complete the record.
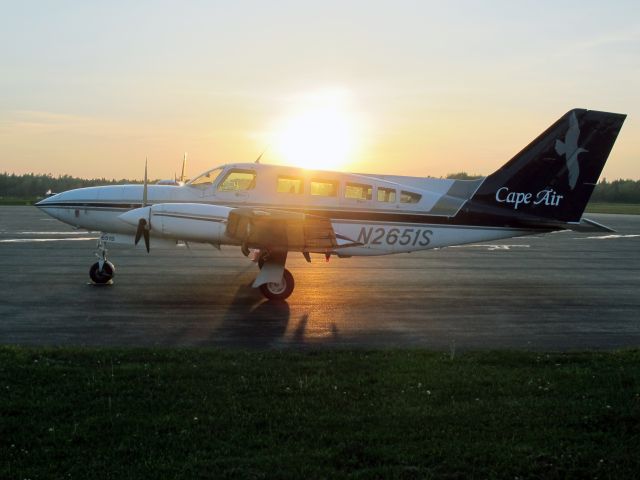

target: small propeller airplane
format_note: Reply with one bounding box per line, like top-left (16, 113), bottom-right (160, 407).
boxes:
top-left (37, 108), bottom-right (626, 301)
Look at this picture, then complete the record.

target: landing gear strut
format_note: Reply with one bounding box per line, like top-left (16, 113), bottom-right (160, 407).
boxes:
top-left (89, 237), bottom-right (115, 284)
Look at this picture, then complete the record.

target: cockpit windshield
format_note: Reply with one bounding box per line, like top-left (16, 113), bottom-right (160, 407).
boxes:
top-left (187, 167), bottom-right (223, 189)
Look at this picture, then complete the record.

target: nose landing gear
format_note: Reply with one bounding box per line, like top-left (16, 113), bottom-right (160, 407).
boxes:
top-left (89, 261), bottom-right (115, 284)
top-left (90, 237), bottom-right (115, 284)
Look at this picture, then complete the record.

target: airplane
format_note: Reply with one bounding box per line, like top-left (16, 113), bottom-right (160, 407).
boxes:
top-left (155, 153), bottom-right (189, 186)
top-left (36, 108), bottom-right (626, 301)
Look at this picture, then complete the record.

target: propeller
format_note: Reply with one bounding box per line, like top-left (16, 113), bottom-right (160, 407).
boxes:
top-left (134, 158), bottom-right (151, 253)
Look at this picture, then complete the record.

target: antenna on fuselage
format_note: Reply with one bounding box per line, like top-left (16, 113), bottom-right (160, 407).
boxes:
top-left (254, 146), bottom-right (268, 164)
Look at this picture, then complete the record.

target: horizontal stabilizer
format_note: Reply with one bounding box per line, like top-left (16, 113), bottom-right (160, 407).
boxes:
top-left (568, 218), bottom-right (616, 233)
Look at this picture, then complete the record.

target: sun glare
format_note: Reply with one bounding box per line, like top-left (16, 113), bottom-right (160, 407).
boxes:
top-left (272, 89), bottom-right (361, 171)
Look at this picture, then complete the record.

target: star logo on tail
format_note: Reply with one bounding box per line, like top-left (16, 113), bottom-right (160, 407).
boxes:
top-left (554, 111), bottom-right (588, 190)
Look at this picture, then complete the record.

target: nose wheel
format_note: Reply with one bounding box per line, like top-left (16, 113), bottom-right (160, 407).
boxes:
top-left (90, 236), bottom-right (115, 284)
top-left (90, 261), bottom-right (115, 284)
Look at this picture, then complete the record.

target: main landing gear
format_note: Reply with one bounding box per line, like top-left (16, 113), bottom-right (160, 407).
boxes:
top-left (89, 237), bottom-right (115, 284)
top-left (248, 248), bottom-right (296, 301)
top-left (259, 268), bottom-right (295, 301)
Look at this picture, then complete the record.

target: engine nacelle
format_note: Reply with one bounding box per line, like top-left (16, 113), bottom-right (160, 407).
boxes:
top-left (119, 203), bottom-right (235, 244)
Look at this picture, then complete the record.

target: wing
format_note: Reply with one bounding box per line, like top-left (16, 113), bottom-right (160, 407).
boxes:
top-left (225, 207), bottom-right (361, 252)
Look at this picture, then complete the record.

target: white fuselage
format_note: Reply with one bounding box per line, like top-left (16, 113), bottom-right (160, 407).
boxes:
top-left (36, 162), bottom-right (536, 255)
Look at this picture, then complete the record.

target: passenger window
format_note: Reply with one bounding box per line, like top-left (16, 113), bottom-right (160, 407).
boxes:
top-left (345, 182), bottom-right (372, 200)
top-left (277, 176), bottom-right (303, 194)
top-left (310, 179), bottom-right (338, 196)
top-left (400, 191), bottom-right (422, 203)
top-left (217, 170), bottom-right (257, 192)
top-left (377, 187), bottom-right (397, 203)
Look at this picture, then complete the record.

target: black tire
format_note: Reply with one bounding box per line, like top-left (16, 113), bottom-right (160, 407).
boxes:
top-left (89, 261), bottom-right (115, 284)
top-left (259, 268), bottom-right (294, 301)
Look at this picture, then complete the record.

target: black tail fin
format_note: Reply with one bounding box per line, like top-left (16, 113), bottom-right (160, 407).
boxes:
top-left (467, 109), bottom-right (626, 224)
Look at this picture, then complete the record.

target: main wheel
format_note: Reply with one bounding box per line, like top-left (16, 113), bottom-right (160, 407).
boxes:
top-left (89, 261), bottom-right (115, 284)
top-left (259, 268), bottom-right (294, 301)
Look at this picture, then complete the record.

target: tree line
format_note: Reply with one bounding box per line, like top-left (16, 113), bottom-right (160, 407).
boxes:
top-left (589, 179), bottom-right (640, 203)
top-left (0, 173), bottom-right (143, 199)
top-left (1, 172), bottom-right (639, 203)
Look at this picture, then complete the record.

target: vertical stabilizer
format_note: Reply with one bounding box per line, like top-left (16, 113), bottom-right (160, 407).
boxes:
top-left (465, 109), bottom-right (626, 223)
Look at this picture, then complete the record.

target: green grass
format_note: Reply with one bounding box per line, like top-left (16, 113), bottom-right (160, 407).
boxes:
top-left (1, 348), bottom-right (639, 479)
top-left (585, 202), bottom-right (640, 215)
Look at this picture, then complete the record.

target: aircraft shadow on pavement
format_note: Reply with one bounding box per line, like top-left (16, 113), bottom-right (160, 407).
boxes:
top-left (211, 284), bottom-right (292, 347)
top-left (208, 283), bottom-right (341, 347)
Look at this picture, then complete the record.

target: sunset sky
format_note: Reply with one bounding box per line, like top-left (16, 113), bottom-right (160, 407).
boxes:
top-left (1, 1), bottom-right (639, 180)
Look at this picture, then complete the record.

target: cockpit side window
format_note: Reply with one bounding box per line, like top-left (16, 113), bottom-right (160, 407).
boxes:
top-left (400, 191), bottom-right (422, 204)
top-left (217, 170), bottom-right (257, 192)
top-left (188, 168), bottom-right (223, 189)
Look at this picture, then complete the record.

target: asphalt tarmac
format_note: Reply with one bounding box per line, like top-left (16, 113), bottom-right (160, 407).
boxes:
top-left (1, 206), bottom-right (639, 350)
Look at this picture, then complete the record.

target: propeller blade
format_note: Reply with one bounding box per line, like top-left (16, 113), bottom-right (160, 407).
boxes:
top-left (134, 218), bottom-right (146, 246)
top-left (135, 217), bottom-right (150, 253)
top-left (143, 228), bottom-right (150, 253)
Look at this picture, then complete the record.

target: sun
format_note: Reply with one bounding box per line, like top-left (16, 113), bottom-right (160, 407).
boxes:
top-left (272, 89), bottom-right (361, 171)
